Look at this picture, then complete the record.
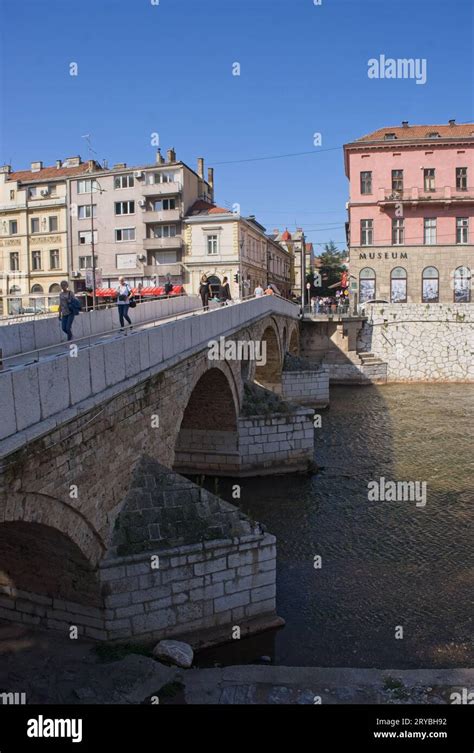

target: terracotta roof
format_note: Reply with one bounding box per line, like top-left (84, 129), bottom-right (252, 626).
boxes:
top-left (8, 162), bottom-right (97, 182)
top-left (187, 200), bottom-right (232, 216)
top-left (281, 229), bottom-right (292, 241)
top-left (354, 123), bottom-right (474, 143)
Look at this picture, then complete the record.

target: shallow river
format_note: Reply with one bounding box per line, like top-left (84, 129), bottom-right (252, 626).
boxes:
top-left (198, 384), bottom-right (473, 668)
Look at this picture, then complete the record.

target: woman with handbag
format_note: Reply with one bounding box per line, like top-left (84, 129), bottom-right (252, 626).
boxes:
top-left (116, 276), bottom-right (133, 331)
top-left (199, 274), bottom-right (210, 311)
top-left (59, 280), bottom-right (80, 341)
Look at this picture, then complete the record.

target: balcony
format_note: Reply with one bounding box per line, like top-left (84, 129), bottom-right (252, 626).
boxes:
top-left (142, 208), bottom-right (181, 223)
top-left (144, 263), bottom-right (183, 277)
top-left (140, 181), bottom-right (181, 197)
top-left (377, 186), bottom-right (474, 206)
top-left (143, 236), bottom-right (183, 250)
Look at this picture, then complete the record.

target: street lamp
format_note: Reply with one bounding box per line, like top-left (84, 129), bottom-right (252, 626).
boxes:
top-left (89, 178), bottom-right (106, 310)
top-left (239, 236), bottom-right (244, 299)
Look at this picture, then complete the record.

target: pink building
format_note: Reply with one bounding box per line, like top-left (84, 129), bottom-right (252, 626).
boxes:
top-left (344, 120), bottom-right (474, 304)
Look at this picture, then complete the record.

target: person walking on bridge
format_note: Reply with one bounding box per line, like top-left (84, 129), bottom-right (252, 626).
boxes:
top-left (199, 274), bottom-right (210, 311)
top-left (59, 280), bottom-right (79, 341)
top-left (116, 276), bottom-right (133, 331)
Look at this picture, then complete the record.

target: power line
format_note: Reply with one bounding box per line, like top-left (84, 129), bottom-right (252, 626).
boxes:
top-left (213, 146), bottom-right (342, 166)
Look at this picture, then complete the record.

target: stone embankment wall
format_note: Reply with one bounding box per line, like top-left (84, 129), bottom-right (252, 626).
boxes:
top-left (358, 303), bottom-right (474, 382)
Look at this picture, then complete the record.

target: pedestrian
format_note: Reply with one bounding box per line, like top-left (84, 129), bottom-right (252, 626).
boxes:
top-left (58, 280), bottom-right (79, 341)
top-left (254, 282), bottom-right (264, 297)
top-left (164, 279), bottom-right (173, 296)
top-left (264, 285), bottom-right (274, 295)
top-left (116, 275), bottom-right (133, 331)
top-left (219, 276), bottom-right (232, 305)
top-left (199, 274), bottom-right (210, 310)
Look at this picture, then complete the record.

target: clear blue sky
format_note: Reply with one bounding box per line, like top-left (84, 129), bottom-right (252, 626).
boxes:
top-left (1, 0), bottom-right (473, 252)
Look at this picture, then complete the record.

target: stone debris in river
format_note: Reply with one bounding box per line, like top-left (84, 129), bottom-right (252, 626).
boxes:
top-left (153, 640), bottom-right (194, 668)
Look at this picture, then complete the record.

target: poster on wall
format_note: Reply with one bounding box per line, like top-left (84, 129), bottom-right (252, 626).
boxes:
top-left (359, 279), bottom-right (375, 303)
top-left (390, 279), bottom-right (407, 303)
top-left (422, 280), bottom-right (439, 302)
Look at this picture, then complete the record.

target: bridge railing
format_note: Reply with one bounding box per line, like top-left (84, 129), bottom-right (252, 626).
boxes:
top-left (0, 294), bottom-right (299, 448)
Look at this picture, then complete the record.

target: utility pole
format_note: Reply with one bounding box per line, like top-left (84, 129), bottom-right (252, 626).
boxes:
top-left (239, 236), bottom-right (244, 299)
top-left (90, 180), bottom-right (97, 310)
top-left (300, 231), bottom-right (306, 314)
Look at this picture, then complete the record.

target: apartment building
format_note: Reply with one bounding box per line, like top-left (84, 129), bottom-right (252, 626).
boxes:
top-left (344, 120), bottom-right (474, 304)
top-left (68, 150), bottom-right (213, 292)
top-left (270, 228), bottom-right (315, 295)
top-left (183, 202), bottom-right (292, 298)
top-left (0, 158), bottom-right (98, 314)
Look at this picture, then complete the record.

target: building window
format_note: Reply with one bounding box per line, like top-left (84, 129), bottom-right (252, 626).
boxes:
top-left (359, 267), bottom-right (375, 303)
top-left (152, 225), bottom-right (177, 238)
top-left (384, 133), bottom-right (397, 140)
top-left (147, 171), bottom-right (178, 185)
top-left (78, 205), bottom-right (96, 219)
top-left (207, 234), bottom-right (219, 255)
top-left (456, 217), bottom-right (469, 244)
top-left (9, 190), bottom-right (15, 200)
top-left (453, 266), bottom-right (471, 302)
top-left (32, 250), bottom-right (42, 270)
top-left (77, 179), bottom-right (98, 194)
top-left (48, 216), bottom-right (58, 232)
top-left (78, 255), bottom-right (96, 269)
top-left (392, 218), bottom-right (404, 245)
top-left (456, 167), bottom-right (467, 191)
top-left (31, 218), bottom-right (40, 233)
top-left (423, 168), bottom-right (435, 192)
top-left (115, 201), bottom-right (135, 215)
top-left (9, 252), bottom-right (19, 271)
top-left (422, 267), bottom-right (439, 302)
top-left (28, 187), bottom-right (37, 198)
top-left (79, 230), bottom-right (97, 245)
top-left (115, 227), bottom-right (136, 242)
top-left (424, 218), bottom-right (437, 245)
top-left (360, 171), bottom-right (372, 195)
top-left (114, 174), bottom-right (134, 189)
top-left (391, 170), bottom-right (404, 193)
top-left (9, 220), bottom-right (18, 235)
top-left (31, 284), bottom-right (43, 293)
top-left (49, 249), bottom-right (60, 269)
top-left (152, 198), bottom-right (176, 211)
top-left (360, 219), bottom-right (373, 246)
top-left (390, 267), bottom-right (407, 303)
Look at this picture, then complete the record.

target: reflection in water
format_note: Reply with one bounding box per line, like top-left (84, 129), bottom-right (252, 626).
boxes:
top-left (202, 384), bottom-right (474, 668)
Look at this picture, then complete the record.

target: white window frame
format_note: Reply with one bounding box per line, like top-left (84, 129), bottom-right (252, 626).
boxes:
top-left (48, 216), bottom-right (58, 232)
top-left (78, 205), bottom-right (97, 220)
top-left (114, 174), bottom-right (134, 189)
top-left (115, 201), bottom-right (135, 216)
top-left (360, 219), bottom-right (373, 246)
top-left (77, 179), bottom-right (98, 194)
top-left (78, 230), bottom-right (98, 245)
top-left (456, 217), bottom-right (469, 244)
top-left (423, 218), bottom-right (437, 245)
top-left (115, 227), bottom-right (136, 242)
top-left (392, 218), bottom-right (404, 245)
top-left (49, 249), bottom-right (60, 269)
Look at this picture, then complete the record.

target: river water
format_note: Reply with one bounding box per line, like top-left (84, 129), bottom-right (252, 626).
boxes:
top-left (199, 383), bottom-right (473, 668)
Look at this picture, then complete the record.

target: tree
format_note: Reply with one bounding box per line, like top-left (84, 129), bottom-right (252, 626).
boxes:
top-left (315, 241), bottom-right (346, 295)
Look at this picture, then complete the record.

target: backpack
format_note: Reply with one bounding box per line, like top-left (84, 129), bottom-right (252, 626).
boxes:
top-left (69, 293), bottom-right (82, 315)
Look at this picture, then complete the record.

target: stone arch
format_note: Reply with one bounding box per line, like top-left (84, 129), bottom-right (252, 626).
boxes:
top-left (289, 326), bottom-right (299, 355)
top-left (0, 492), bottom-right (105, 568)
top-left (173, 363), bottom-right (240, 474)
top-left (254, 322), bottom-right (283, 391)
top-left (0, 520), bottom-right (103, 607)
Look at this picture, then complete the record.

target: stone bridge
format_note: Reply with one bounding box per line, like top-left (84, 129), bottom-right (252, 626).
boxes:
top-left (0, 296), bottom-right (313, 645)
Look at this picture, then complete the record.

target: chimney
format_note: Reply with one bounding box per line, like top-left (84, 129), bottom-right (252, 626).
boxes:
top-left (87, 159), bottom-right (95, 171)
top-left (31, 161), bottom-right (43, 172)
top-left (197, 157), bottom-right (204, 178)
top-left (156, 148), bottom-right (164, 165)
top-left (449, 119), bottom-right (456, 127)
top-left (401, 121), bottom-right (409, 128)
top-left (56, 160), bottom-right (62, 169)
top-left (273, 228), bottom-right (279, 235)
top-left (167, 148), bottom-right (176, 163)
top-left (0, 165), bottom-right (11, 174)
top-left (207, 167), bottom-right (214, 200)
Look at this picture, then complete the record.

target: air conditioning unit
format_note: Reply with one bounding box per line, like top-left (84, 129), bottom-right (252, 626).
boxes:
top-left (138, 199), bottom-right (146, 208)
top-left (40, 189), bottom-right (50, 197)
top-left (137, 254), bottom-right (146, 262)
top-left (72, 271), bottom-right (81, 278)
top-left (134, 171), bottom-right (144, 179)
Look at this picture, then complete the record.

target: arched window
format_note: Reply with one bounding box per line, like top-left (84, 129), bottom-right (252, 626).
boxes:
top-left (30, 284), bottom-right (45, 313)
top-left (207, 274), bottom-right (221, 298)
top-left (422, 267), bottom-right (439, 302)
top-left (49, 282), bottom-right (61, 307)
top-left (359, 267), bottom-right (375, 303)
top-left (453, 266), bottom-right (471, 303)
top-left (31, 284), bottom-right (44, 293)
top-left (49, 283), bottom-right (61, 293)
top-left (390, 267), bottom-right (407, 303)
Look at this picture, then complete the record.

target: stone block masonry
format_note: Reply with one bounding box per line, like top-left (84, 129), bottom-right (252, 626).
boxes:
top-left (357, 303), bottom-right (474, 382)
top-left (281, 366), bottom-right (329, 406)
top-left (238, 408), bottom-right (314, 476)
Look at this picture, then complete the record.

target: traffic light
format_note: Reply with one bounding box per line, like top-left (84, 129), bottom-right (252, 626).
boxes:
top-left (234, 273), bottom-right (240, 283)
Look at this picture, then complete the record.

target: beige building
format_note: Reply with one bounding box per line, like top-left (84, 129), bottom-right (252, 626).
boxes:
top-left (183, 202), bottom-right (291, 298)
top-left (0, 158), bottom-right (98, 315)
top-left (270, 228), bottom-right (315, 295)
top-left (68, 150), bottom-right (213, 292)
